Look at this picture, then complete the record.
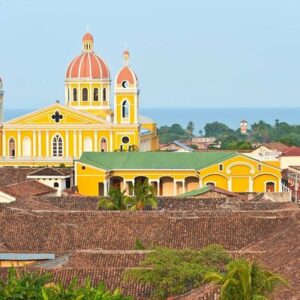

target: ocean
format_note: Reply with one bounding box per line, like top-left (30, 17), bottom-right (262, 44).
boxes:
top-left (5, 107), bottom-right (300, 133)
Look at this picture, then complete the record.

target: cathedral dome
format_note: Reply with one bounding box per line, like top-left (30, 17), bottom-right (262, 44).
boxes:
top-left (66, 32), bottom-right (110, 80)
top-left (115, 50), bottom-right (138, 86)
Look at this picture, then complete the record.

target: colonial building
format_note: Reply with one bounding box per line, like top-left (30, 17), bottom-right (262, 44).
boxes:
top-left (0, 32), bottom-right (158, 166)
top-left (75, 152), bottom-right (282, 196)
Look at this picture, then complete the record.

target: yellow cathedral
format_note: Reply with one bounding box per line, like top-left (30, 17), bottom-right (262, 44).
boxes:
top-left (0, 32), bottom-right (159, 166)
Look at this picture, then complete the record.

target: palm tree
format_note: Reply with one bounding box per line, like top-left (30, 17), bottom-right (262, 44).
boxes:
top-left (133, 181), bottom-right (157, 210)
top-left (99, 188), bottom-right (134, 210)
top-left (205, 259), bottom-right (288, 300)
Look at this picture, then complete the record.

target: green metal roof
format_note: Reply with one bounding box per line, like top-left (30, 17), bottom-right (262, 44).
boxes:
top-left (179, 186), bottom-right (210, 197)
top-left (79, 151), bottom-right (237, 171)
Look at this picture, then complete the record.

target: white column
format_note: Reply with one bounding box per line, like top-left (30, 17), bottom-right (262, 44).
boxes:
top-left (79, 130), bottom-right (82, 156)
top-left (33, 131), bottom-right (36, 157)
top-left (73, 130), bottom-right (77, 158)
top-left (38, 131), bottom-right (42, 157)
top-left (182, 180), bottom-right (186, 194)
top-left (110, 130), bottom-right (113, 151)
top-left (249, 178), bottom-right (253, 192)
top-left (90, 83), bottom-right (92, 105)
top-left (2, 131), bottom-right (6, 157)
top-left (199, 178), bottom-right (203, 188)
top-left (46, 131), bottom-right (49, 157)
top-left (104, 180), bottom-right (108, 196)
top-left (17, 131), bottom-right (21, 157)
top-left (66, 130), bottom-right (69, 157)
top-left (228, 177), bottom-right (232, 192)
top-left (94, 130), bottom-right (97, 151)
top-left (78, 83), bottom-right (81, 102)
top-left (173, 180), bottom-right (177, 196)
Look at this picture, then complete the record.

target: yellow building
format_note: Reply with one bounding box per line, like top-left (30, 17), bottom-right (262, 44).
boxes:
top-left (75, 152), bottom-right (282, 196)
top-left (0, 32), bottom-right (158, 166)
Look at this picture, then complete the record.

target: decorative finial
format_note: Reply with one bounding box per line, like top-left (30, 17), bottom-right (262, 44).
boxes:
top-left (123, 44), bottom-right (130, 66)
top-left (86, 25), bottom-right (90, 33)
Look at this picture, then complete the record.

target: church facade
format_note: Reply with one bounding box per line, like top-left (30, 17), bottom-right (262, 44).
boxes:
top-left (0, 33), bottom-right (159, 166)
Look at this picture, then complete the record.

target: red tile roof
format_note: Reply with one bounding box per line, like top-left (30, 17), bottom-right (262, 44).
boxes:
top-left (262, 142), bottom-right (289, 152)
top-left (281, 146), bottom-right (300, 156)
top-left (0, 180), bottom-right (56, 199)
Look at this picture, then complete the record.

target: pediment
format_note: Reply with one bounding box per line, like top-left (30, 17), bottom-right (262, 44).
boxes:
top-left (5, 104), bottom-right (108, 126)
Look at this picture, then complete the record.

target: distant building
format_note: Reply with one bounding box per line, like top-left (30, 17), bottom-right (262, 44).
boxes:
top-left (240, 120), bottom-right (248, 134)
top-left (280, 146), bottom-right (300, 169)
top-left (186, 136), bottom-right (216, 150)
top-left (244, 142), bottom-right (288, 163)
top-left (159, 140), bottom-right (194, 152)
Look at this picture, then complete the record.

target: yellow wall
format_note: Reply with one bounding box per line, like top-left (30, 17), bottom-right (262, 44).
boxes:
top-left (76, 154), bottom-right (282, 196)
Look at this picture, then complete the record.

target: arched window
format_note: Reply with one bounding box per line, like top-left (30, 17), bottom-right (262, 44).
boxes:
top-left (82, 88), bottom-right (88, 101)
top-left (93, 88), bottom-right (98, 101)
top-left (9, 138), bottom-right (15, 158)
top-left (23, 137), bottom-right (31, 157)
top-left (103, 88), bottom-right (106, 101)
top-left (54, 182), bottom-right (59, 188)
top-left (122, 100), bottom-right (129, 118)
top-left (52, 134), bottom-right (63, 157)
top-left (100, 137), bottom-right (108, 152)
top-left (73, 88), bottom-right (77, 101)
top-left (84, 137), bottom-right (93, 151)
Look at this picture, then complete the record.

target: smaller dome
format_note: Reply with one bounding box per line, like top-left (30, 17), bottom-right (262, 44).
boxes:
top-left (116, 66), bottom-right (138, 85)
top-left (82, 32), bottom-right (94, 42)
top-left (115, 50), bottom-right (138, 86)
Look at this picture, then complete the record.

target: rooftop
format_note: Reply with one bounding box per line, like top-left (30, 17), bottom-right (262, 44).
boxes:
top-left (0, 180), bottom-right (56, 199)
top-left (79, 151), bottom-right (237, 170)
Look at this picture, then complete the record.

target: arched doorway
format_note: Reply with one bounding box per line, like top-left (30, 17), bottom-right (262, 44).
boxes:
top-left (23, 137), bottom-right (31, 157)
top-left (9, 138), bottom-right (16, 158)
top-left (84, 137), bottom-right (93, 152)
top-left (159, 176), bottom-right (174, 196)
top-left (266, 182), bottom-right (275, 192)
top-left (100, 137), bottom-right (108, 152)
top-left (109, 176), bottom-right (124, 191)
top-left (185, 176), bottom-right (199, 192)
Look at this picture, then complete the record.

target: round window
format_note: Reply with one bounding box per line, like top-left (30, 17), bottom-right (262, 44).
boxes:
top-left (122, 81), bottom-right (129, 88)
top-left (122, 136), bottom-right (129, 144)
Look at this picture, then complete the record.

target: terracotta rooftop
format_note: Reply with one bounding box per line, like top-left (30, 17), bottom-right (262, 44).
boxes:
top-left (281, 146), bottom-right (300, 156)
top-left (261, 142), bottom-right (290, 152)
top-left (0, 180), bottom-right (56, 200)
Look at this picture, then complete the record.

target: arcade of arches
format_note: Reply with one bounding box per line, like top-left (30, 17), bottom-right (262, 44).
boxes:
top-left (105, 176), bottom-right (202, 197)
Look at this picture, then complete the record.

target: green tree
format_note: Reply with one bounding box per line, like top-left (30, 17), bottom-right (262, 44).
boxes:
top-left (158, 123), bottom-right (192, 144)
top-left (186, 121), bottom-right (195, 136)
top-left (0, 268), bottom-right (132, 300)
top-left (124, 245), bottom-right (231, 299)
top-left (204, 122), bottom-right (234, 138)
top-left (99, 189), bottom-right (133, 210)
top-left (205, 259), bottom-right (288, 300)
top-left (133, 180), bottom-right (157, 210)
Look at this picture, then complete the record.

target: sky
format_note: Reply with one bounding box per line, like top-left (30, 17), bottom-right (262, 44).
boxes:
top-left (1, 0), bottom-right (300, 109)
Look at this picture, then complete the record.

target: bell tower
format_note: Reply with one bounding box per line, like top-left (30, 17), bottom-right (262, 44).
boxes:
top-left (114, 50), bottom-right (139, 124)
top-left (0, 78), bottom-right (4, 123)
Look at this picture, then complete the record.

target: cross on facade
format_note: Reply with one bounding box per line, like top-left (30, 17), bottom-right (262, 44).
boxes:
top-left (51, 111), bottom-right (63, 123)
